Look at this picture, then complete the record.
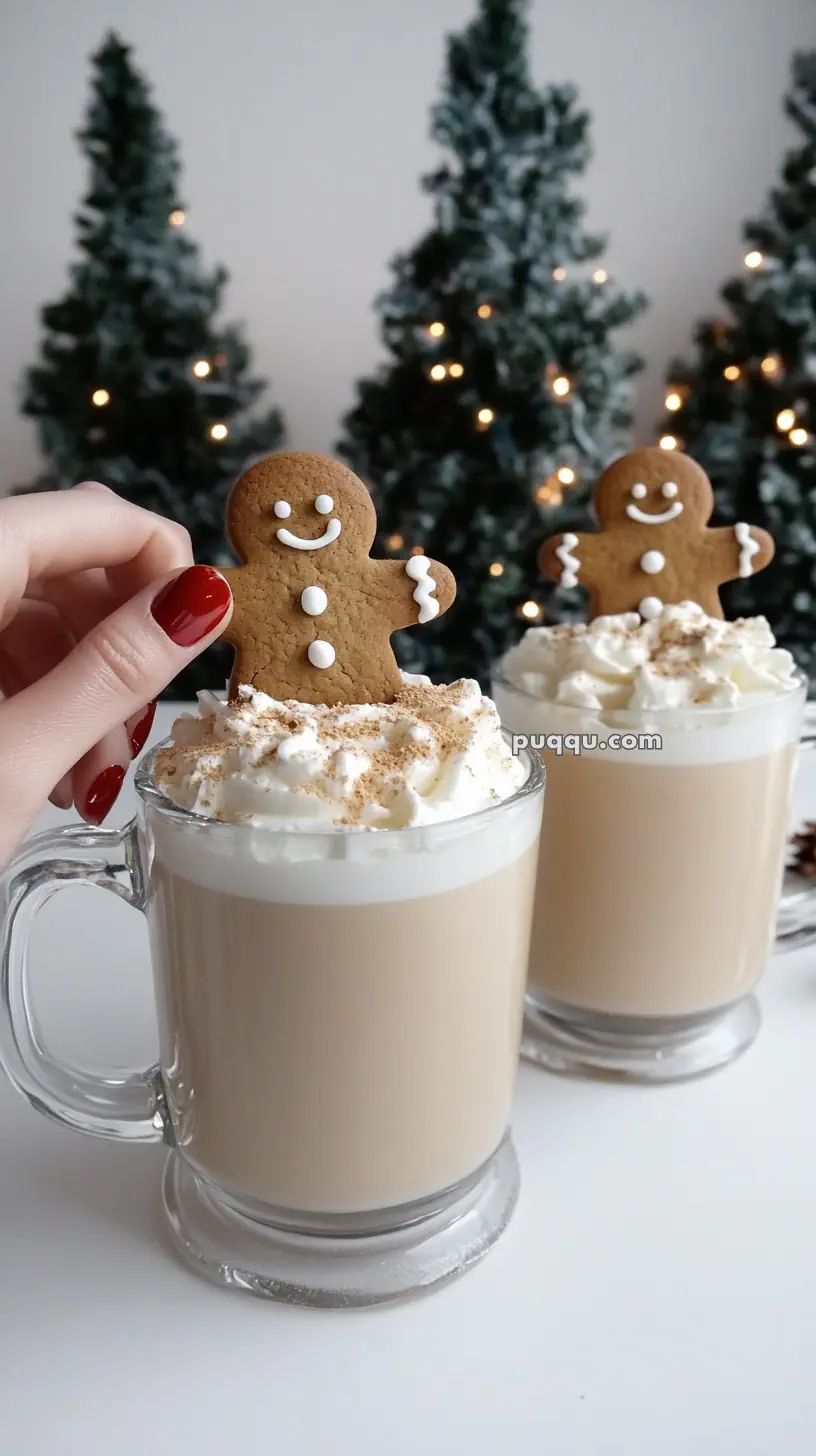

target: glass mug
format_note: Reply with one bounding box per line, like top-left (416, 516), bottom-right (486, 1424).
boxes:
top-left (491, 669), bottom-right (808, 1083)
top-left (0, 741), bottom-right (543, 1308)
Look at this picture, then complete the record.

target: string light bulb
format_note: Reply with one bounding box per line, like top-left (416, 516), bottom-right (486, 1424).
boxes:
top-left (659, 435), bottom-right (678, 450)
top-left (385, 533), bottom-right (403, 550)
top-left (552, 375), bottom-right (571, 398)
top-left (556, 466), bottom-right (576, 485)
top-left (488, 562), bottom-right (504, 577)
top-left (428, 322), bottom-right (445, 338)
top-left (209, 423), bottom-right (228, 441)
top-left (723, 365), bottom-right (741, 381)
top-left (592, 269), bottom-right (608, 284)
top-left (535, 481), bottom-right (563, 507)
top-left (192, 360), bottom-right (211, 378)
top-left (665, 391), bottom-right (683, 412)
top-left (476, 407), bottom-right (495, 428)
top-left (761, 355), bottom-right (781, 376)
top-left (429, 364), bottom-right (447, 381)
top-left (789, 427), bottom-right (809, 446)
top-left (776, 408), bottom-right (796, 432)
top-left (519, 600), bottom-right (542, 621)
top-left (410, 544), bottom-right (425, 556)
top-left (448, 362), bottom-right (464, 378)
top-left (91, 388), bottom-right (110, 407)
top-left (168, 209), bottom-right (185, 227)
top-left (744, 250), bottom-right (763, 269)
top-left (552, 267), bottom-right (566, 281)
top-left (477, 303), bottom-right (493, 319)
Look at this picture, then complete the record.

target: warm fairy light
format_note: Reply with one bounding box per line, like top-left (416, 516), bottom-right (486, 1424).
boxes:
top-left (535, 481), bottom-right (563, 506)
top-left (488, 562), bottom-right (504, 577)
top-left (789, 427), bottom-right (810, 446)
top-left (761, 355), bottom-right (781, 376)
top-left (556, 466), bottom-right (576, 485)
top-left (385, 533), bottom-right (403, 550)
top-left (91, 388), bottom-right (110, 407)
top-left (520, 600), bottom-right (542, 620)
top-left (744, 250), bottom-right (763, 269)
top-left (552, 267), bottom-right (566, 281)
top-left (776, 408), bottom-right (796, 432)
top-left (477, 303), bottom-right (493, 319)
top-left (168, 209), bottom-right (185, 227)
top-left (193, 360), bottom-right (211, 378)
top-left (592, 269), bottom-right (608, 283)
top-left (448, 362), bottom-right (464, 378)
top-left (665, 391), bottom-right (683, 411)
top-left (429, 364), bottom-right (447, 381)
top-left (476, 407), bottom-right (495, 426)
top-left (723, 365), bottom-right (741, 381)
top-left (428, 322), bottom-right (446, 338)
top-left (552, 375), bottom-right (571, 397)
top-left (410, 544), bottom-right (425, 555)
top-left (659, 435), bottom-right (677, 450)
top-left (209, 423), bottom-right (228, 440)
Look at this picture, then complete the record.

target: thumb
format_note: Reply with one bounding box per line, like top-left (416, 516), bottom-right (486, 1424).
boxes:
top-left (1, 565), bottom-right (233, 812)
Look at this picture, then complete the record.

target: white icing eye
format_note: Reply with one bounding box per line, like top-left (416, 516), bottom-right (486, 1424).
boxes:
top-left (273, 501), bottom-right (291, 518)
top-left (315, 494), bottom-right (334, 515)
top-left (661, 481), bottom-right (679, 499)
top-left (631, 483), bottom-right (648, 500)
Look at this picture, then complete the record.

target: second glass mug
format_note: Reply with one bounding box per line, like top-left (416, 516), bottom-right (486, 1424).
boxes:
top-left (492, 668), bottom-right (813, 1082)
top-left (0, 741), bottom-right (544, 1309)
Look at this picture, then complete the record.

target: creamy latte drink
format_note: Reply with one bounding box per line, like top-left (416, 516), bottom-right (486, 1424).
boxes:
top-left (493, 603), bottom-right (804, 1079)
top-left (149, 677), bottom-right (542, 1213)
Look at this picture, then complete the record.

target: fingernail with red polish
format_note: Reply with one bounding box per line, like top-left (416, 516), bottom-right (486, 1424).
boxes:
top-left (129, 700), bottom-right (157, 758)
top-left (83, 765), bottom-right (126, 825)
top-left (151, 566), bottom-right (231, 648)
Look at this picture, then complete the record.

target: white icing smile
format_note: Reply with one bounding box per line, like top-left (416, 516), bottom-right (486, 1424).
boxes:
top-left (625, 502), bottom-right (684, 526)
top-left (277, 519), bottom-right (342, 550)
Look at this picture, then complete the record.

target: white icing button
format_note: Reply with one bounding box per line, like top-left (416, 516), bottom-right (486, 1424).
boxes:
top-left (638, 596), bottom-right (663, 620)
top-left (640, 550), bottom-right (665, 575)
top-left (308, 639), bottom-right (335, 669)
top-left (631, 482), bottom-right (648, 499)
top-left (273, 501), bottom-right (291, 518)
top-left (661, 481), bottom-right (678, 498)
top-left (301, 585), bottom-right (328, 616)
top-left (314, 494), bottom-right (334, 515)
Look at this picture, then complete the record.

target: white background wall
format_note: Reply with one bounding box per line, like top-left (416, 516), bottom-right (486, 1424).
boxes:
top-left (0, 0), bottom-right (813, 492)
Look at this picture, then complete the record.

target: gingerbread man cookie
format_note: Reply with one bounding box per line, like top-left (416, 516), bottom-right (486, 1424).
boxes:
top-left (218, 452), bottom-right (456, 705)
top-left (538, 447), bottom-right (774, 621)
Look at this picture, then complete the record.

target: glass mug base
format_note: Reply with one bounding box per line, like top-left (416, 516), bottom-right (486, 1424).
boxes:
top-left (161, 1136), bottom-right (520, 1309)
top-left (521, 992), bottom-right (761, 1084)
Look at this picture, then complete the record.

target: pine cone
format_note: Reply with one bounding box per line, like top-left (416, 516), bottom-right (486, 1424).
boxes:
top-left (788, 821), bottom-right (816, 877)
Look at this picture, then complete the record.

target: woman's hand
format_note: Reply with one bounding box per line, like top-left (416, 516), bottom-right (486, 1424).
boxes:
top-left (0, 482), bottom-right (233, 865)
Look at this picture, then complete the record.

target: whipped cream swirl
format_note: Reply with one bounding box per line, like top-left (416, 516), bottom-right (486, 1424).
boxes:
top-left (498, 602), bottom-right (799, 711)
top-left (154, 677), bottom-right (526, 830)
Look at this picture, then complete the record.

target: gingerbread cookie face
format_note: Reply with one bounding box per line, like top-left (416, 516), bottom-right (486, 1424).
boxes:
top-left (538, 447), bottom-right (774, 622)
top-left (226, 452), bottom-right (376, 565)
top-left (219, 452), bottom-right (456, 706)
top-left (593, 449), bottom-right (714, 532)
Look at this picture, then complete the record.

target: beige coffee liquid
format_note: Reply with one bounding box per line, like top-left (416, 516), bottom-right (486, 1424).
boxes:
top-left (147, 847), bottom-right (538, 1214)
top-left (528, 745), bottom-right (796, 1018)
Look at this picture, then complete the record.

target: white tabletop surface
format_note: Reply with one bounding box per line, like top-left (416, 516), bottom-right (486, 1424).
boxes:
top-left (3, 703), bottom-right (816, 1455)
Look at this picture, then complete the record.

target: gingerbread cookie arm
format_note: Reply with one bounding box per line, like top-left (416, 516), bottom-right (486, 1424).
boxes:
top-left (377, 557), bottom-right (457, 631)
top-left (705, 523), bottom-right (775, 588)
top-left (538, 530), bottom-right (606, 596)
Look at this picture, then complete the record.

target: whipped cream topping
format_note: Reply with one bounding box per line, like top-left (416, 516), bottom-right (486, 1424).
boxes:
top-left (498, 602), bottom-right (799, 711)
top-left (154, 677), bottom-right (526, 830)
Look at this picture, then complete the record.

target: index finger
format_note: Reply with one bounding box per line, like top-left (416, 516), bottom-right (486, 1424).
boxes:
top-left (0, 485), bottom-right (193, 631)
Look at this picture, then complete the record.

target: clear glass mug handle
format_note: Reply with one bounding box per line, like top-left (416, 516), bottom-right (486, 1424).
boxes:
top-left (777, 729), bottom-right (816, 951)
top-left (0, 819), bottom-right (170, 1142)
